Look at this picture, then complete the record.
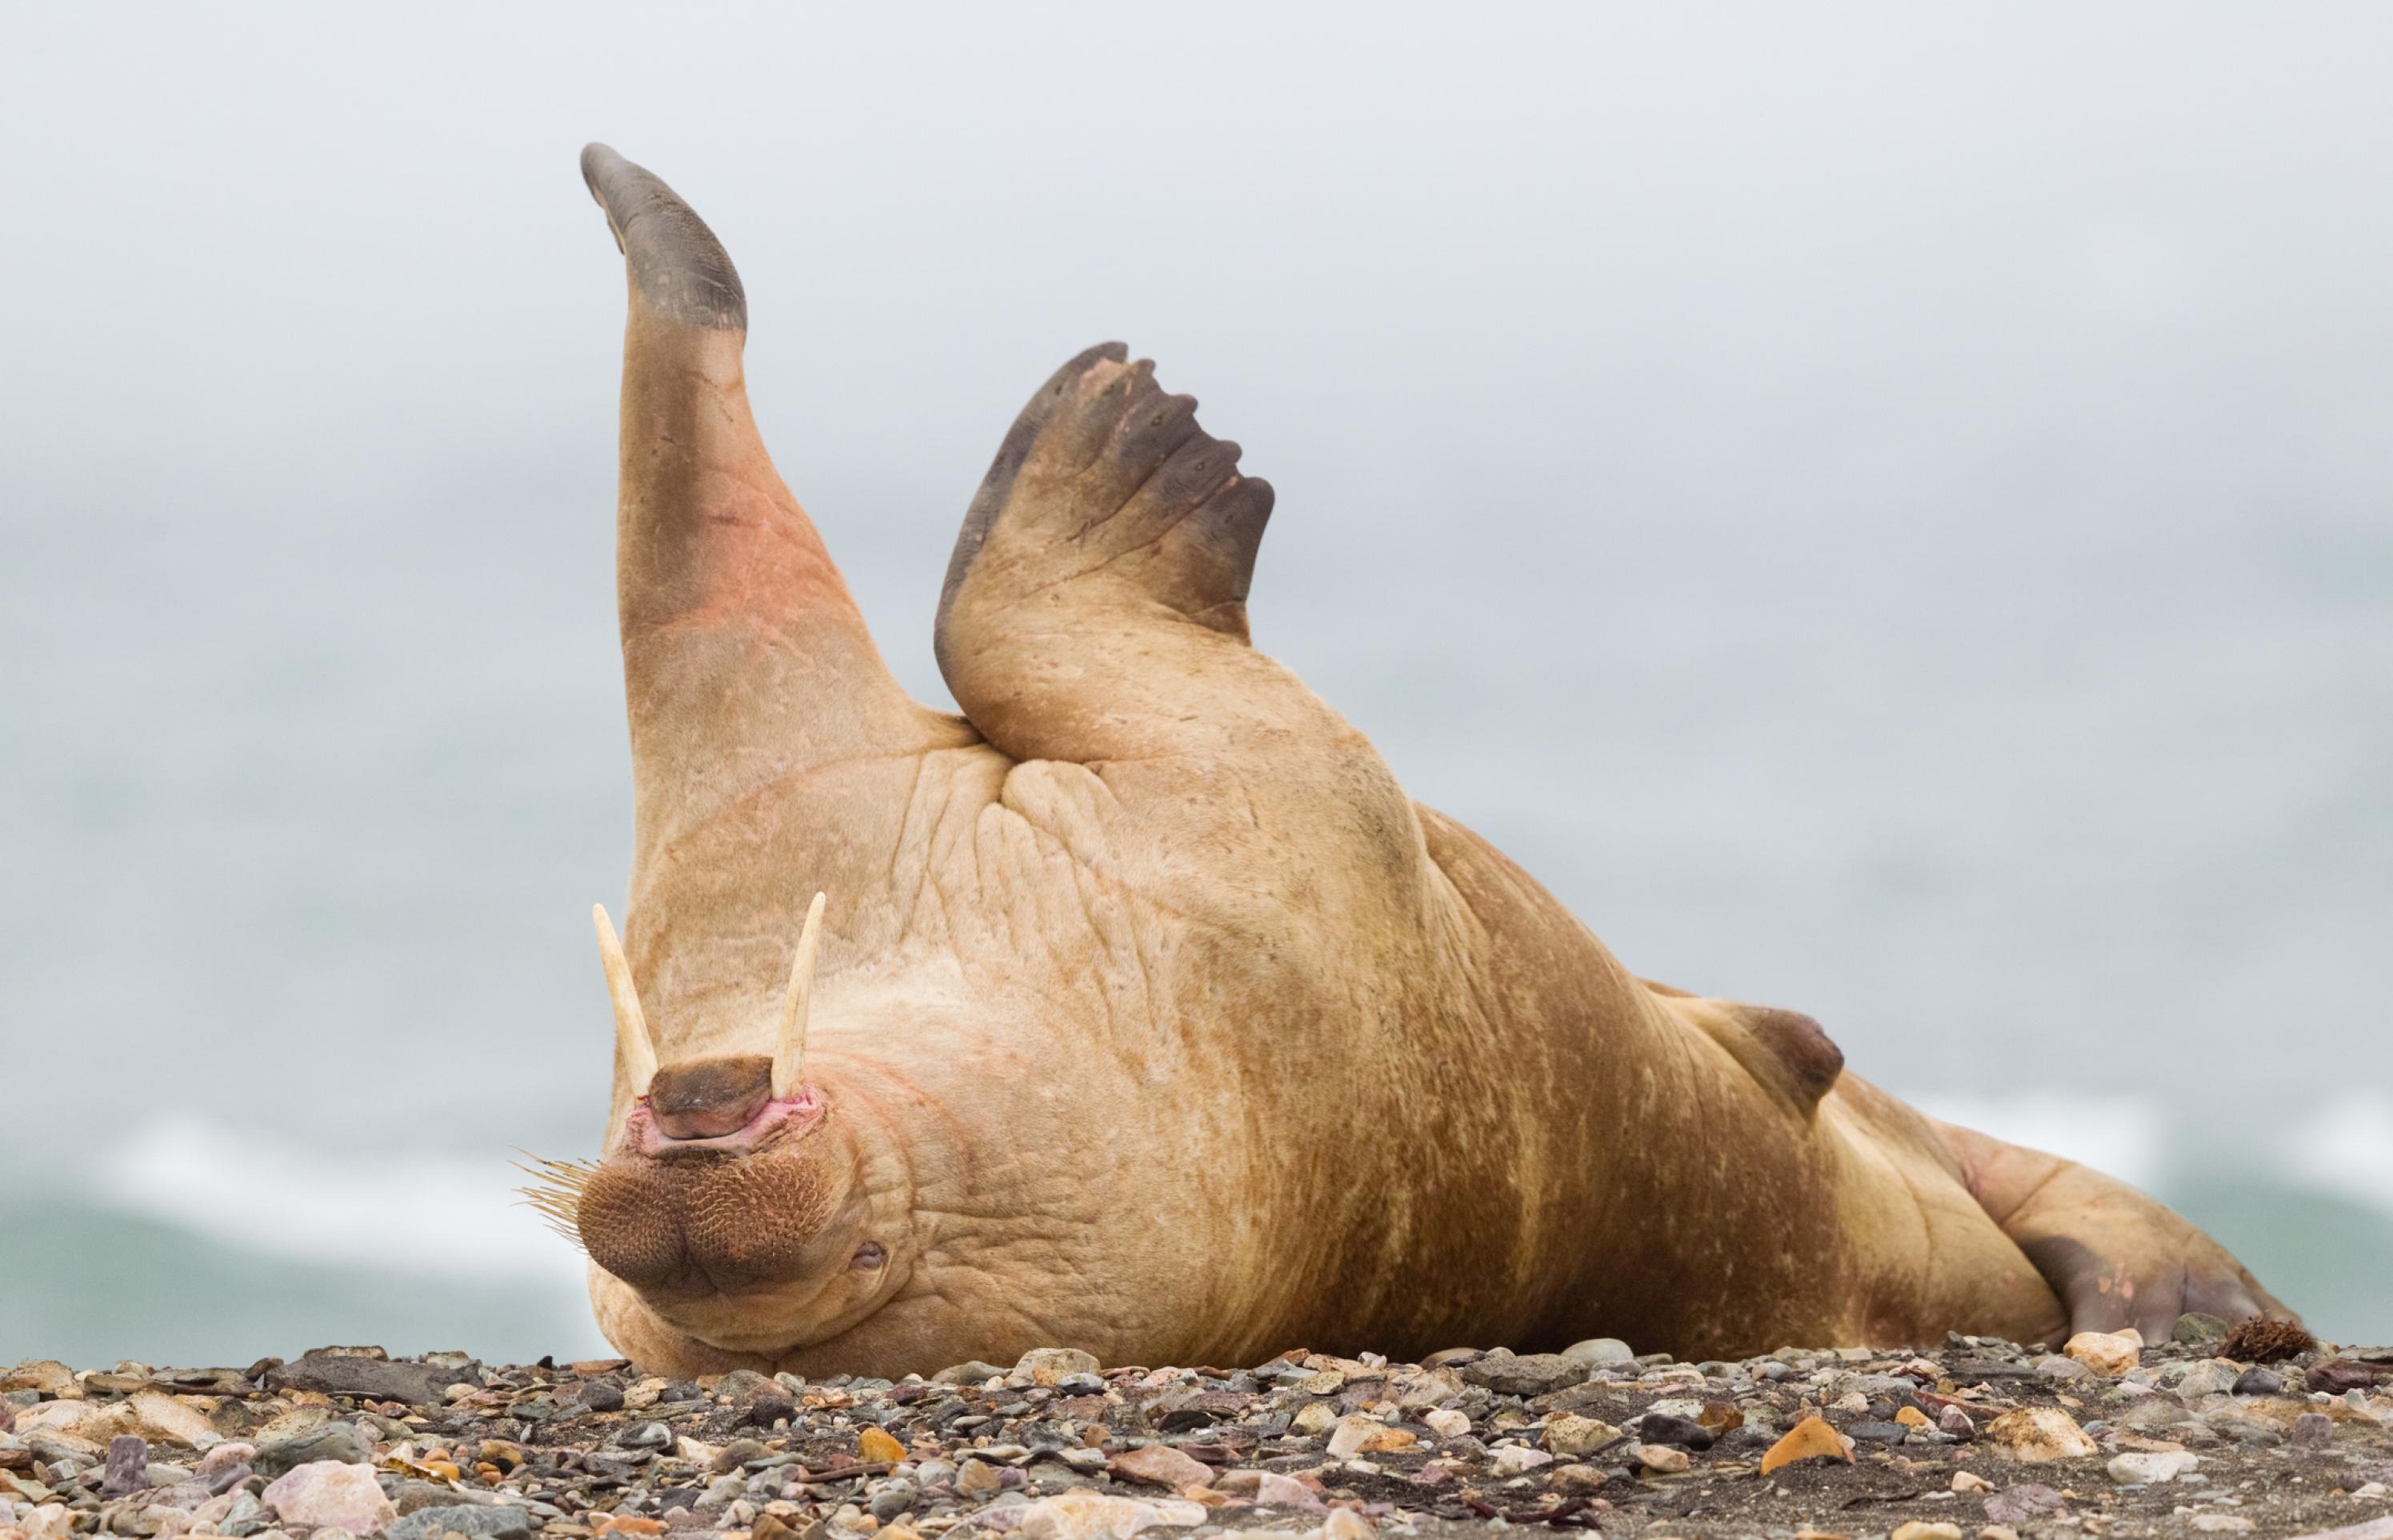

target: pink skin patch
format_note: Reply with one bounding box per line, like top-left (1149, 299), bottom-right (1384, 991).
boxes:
top-left (625, 1086), bottom-right (825, 1158)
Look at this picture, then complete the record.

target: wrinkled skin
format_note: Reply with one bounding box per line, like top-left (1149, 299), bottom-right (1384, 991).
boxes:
top-left (557, 146), bottom-right (2291, 1377)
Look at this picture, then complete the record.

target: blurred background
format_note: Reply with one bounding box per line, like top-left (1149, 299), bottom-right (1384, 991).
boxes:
top-left (2, 2), bottom-right (2387, 1366)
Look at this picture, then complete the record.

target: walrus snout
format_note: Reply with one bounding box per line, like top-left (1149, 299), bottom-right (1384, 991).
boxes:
top-left (577, 1095), bottom-right (850, 1295)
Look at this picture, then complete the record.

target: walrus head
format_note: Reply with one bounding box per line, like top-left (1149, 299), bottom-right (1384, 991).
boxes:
top-left (540, 895), bottom-right (902, 1358)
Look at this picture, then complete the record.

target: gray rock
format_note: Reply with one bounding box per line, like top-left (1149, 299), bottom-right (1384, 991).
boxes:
top-left (103, 1435), bottom-right (150, 1497)
top-left (1835, 1374), bottom-right (1923, 1398)
top-left (2171, 1361), bottom-right (2240, 1400)
top-left (1459, 1352), bottom-right (1586, 1398)
top-left (574, 1381), bottom-right (626, 1413)
top-left (216, 1494), bottom-right (269, 1538)
top-left (2307, 1361), bottom-right (2383, 1395)
top-left (714, 1370), bottom-right (774, 1403)
top-left (2171, 1313), bottom-right (2229, 1346)
top-left (870, 1481), bottom-right (918, 1521)
top-left (265, 1354), bottom-right (475, 1406)
top-left (1846, 1420), bottom-right (1911, 1445)
top-left (1632, 1414), bottom-right (1715, 1450)
top-left (1983, 1483), bottom-right (2069, 1523)
top-left (932, 1361), bottom-right (1008, 1386)
top-left (387, 1503), bottom-right (535, 1540)
top-left (197, 1442), bottom-right (255, 1481)
top-left (2291, 1412), bottom-right (2333, 1450)
top-left (1011, 1348), bottom-right (1099, 1384)
top-left (2200, 1410), bottom-right (2284, 1449)
top-left (2107, 1450), bottom-right (2199, 1485)
top-left (394, 1481), bottom-right (504, 1515)
top-left (2232, 1367), bottom-right (2283, 1397)
top-left (255, 1422), bottom-right (370, 1476)
top-left (1559, 1339), bottom-right (1635, 1370)
top-left (2115, 1398), bottom-right (2195, 1432)
top-left (1023, 1460), bottom-right (1080, 1493)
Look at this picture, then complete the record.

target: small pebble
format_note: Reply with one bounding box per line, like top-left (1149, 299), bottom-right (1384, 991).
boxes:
top-left (1635, 1442), bottom-right (1691, 1474)
top-left (2, 1334), bottom-right (2381, 1540)
top-left (2063, 1330), bottom-right (2143, 1378)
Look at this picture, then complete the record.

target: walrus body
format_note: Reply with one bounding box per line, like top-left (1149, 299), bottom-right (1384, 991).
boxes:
top-left (546, 146), bottom-right (2287, 1376)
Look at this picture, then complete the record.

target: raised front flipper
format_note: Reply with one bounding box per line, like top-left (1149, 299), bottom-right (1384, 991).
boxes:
top-left (579, 147), bottom-right (974, 1076)
top-left (934, 346), bottom-right (1434, 941)
top-left (936, 345), bottom-right (1278, 758)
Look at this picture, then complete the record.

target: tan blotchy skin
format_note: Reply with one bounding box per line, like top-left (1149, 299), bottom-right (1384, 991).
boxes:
top-left (562, 146), bottom-right (2289, 1377)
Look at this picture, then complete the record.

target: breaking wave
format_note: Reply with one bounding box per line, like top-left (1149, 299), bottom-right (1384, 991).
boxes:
top-left (2279, 1088), bottom-right (2393, 1220)
top-left (96, 1114), bottom-right (588, 1285)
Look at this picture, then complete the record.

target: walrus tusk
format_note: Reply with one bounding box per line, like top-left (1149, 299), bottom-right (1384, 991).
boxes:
top-left (773, 892), bottom-right (828, 1098)
top-left (591, 904), bottom-right (660, 1097)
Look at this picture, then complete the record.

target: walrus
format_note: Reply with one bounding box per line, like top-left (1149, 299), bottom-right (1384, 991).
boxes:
top-left (529, 145), bottom-right (2290, 1377)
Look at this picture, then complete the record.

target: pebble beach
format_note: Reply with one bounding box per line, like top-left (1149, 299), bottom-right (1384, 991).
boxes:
top-left (6, 1319), bottom-right (2390, 1540)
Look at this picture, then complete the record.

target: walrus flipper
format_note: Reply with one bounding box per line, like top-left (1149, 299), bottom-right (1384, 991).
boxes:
top-left (577, 146), bottom-right (968, 964)
top-left (934, 347), bottom-right (1294, 767)
top-left (581, 144), bottom-right (746, 330)
top-left (1695, 1002), bottom-right (1845, 1118)
top-left (938, 346), bottom-right (1273, 659)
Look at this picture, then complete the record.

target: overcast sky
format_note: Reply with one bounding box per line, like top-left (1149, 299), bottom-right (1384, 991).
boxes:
top-left (8, 4), bottom-right (2387, 558)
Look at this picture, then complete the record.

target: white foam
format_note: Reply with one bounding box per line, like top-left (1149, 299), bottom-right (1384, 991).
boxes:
top-left (2280, 1089), bottom-right (2393, 1219)
top-left (96, 1114), bottom-right (589, 1286)
top-left (1911, 1090), bottom-right (2167, 1194)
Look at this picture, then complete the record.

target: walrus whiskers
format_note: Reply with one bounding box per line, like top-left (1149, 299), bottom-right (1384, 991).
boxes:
top-left (514, 1153), bottom-right (598, 1247)
top-left (590, 904), bottom-right (659, 1096)
top-left (772, 892), bottom-right (827, 1099)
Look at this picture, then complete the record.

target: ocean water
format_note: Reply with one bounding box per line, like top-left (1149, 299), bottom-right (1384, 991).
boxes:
top-left (2, 1), bottom-right (2389, 1370)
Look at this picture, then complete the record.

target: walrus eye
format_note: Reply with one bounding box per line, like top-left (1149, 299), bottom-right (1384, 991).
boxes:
top-left (850, 1242), bottom-right (886, 1271)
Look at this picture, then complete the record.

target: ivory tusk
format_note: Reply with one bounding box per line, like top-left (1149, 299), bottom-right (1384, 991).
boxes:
top-left (773, 892), bottom-right (828, 1098)
top-left (591, 904), bottom-right (660, 1097)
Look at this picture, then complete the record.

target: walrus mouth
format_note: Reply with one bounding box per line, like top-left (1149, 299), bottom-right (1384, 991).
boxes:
top-left (626, 1082), bottom-right (826, 1158)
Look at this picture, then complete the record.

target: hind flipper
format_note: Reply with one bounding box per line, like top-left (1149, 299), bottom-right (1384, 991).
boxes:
top-left (1940, 1118), bottom-right (2295, 1340)
top-left (933, 346), bottom-right (1434, 942)
top-left (935, 346), bottom-right (1295, 766)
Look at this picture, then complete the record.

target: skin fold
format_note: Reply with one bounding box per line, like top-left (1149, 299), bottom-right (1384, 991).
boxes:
top-left (552, 145), bottom-right (2291, 1378)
